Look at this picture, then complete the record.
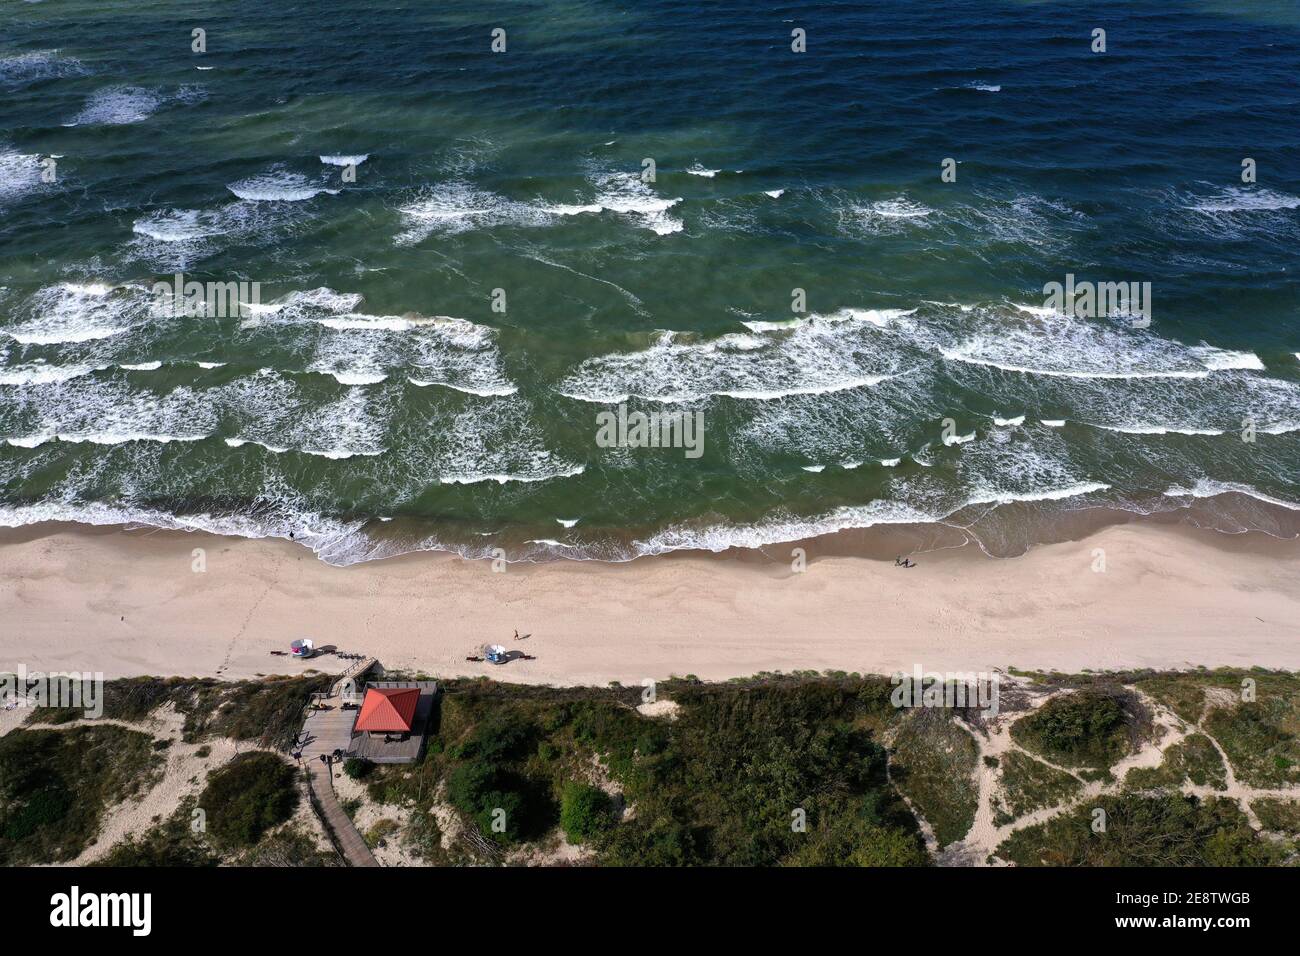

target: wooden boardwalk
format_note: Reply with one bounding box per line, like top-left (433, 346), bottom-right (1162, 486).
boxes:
top-left (297, 657), bottom-right (380, 867)
top-left (306, 761), bottom-right (378, 867)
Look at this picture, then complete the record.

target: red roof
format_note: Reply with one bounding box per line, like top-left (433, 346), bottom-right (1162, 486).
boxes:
top-left (354, 687), bottom-right (420, 733)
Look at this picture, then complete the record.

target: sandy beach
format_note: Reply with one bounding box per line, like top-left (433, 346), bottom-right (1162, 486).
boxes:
top-left (1, 519), bottom-right (1298, 685)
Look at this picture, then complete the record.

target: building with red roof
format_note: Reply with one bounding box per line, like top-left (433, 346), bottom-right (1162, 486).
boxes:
top-left (346, 681), bottom-right (438, 764)
top-left (353, 686), bottom-right (421, 734)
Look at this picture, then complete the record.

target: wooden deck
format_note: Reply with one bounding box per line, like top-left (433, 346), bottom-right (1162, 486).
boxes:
top-left (346, 680), bottom-right (438, 764)
top-left (294, 659), bottom-right (387, 867)
top-left (299, 704), bottom-right (356, 761)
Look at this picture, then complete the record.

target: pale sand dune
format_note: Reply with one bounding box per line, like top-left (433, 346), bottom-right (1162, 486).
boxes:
top-left (0, 521), bottom-right (1298, 685)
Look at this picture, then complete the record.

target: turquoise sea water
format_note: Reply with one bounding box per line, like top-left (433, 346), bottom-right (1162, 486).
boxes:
top-left (1, 0), bottom-right (1299, 563)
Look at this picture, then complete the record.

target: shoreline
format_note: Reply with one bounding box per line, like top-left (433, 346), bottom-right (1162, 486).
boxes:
top-left (2, 516), bottom-right (1299, 685)
top-left (1, 485), bottom-right (1298, 567)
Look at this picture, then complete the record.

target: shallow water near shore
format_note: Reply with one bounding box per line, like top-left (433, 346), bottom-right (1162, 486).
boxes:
top-left (2, 1), bottom-right (1299, 564)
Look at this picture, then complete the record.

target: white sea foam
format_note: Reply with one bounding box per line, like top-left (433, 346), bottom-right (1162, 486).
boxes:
top-left (764, 189), bottom-right (785, 198)
top-left (228, 168), bottom-right (338, 202)
top-left (1089, 422), bottom-right (1225, 436)
top-left (1194, 347), bottom-right (1265, 371)
top-left (880, 458), bottom-right (901, 467)
top-left (132, 208), bottom-right (224, 242)
top-left (300, 446), bottom-right (384, 460)
top-left (0, 50), bottom-right (87, 88)
top-left (802, 465), bottom-right (825, 473)
top-left (740, 318), bottom-right (803, 332)
top-left (0, 499), bottom-right (370, 566)
top-left (630, 482), bottom-right (1115, 558)
top-left (1188, 186), bottom-right (1300, 214)
top-left (932, 309), bottom-right (1262, 382)
top-left (324, 370), bottom-right (387, 385)
top-left (397, 171), bottom-right (682, 242)
top-left (0, 147), bottom-right (45, 204)
top-left (556, 518), bottom-right (580, 528)
top-left (258, 288), bottom-right (519, 398)
top-left (440, 464), bottom-right (586, 486)
top-left (66, 86), bottom-right (164, 125)
top-left (852, 197), bottom-right (934, 234)
top-left (560, 319), bottom-right (906, 404)
top-left (966, 481), bottom-right (1110, 507)
top-left (1164, 479), bottom-right (1300, 512)
top-left (396, 182), bottom-right (549, 242)
top-left (408, 379), bottom-right (517, 397)
top-left (686, 164), bottom-right (719, 178)
top-left (225, 437), bottom-right (290, 454)
top-left (633, 499), bottom-right (939, 556)
top-left (4, 282), bottom-right (145, 345)
top-left (743, 307), bottom-right (915, 333)
top-left (320, 154), bottom-right (369, 166)
top-left (0, 363), bottom-right (99, 386)
top-left (398, 393), bottom-right (584, 489)
top-left (28, 431), bottom-right (209, 447)
top-left (589, 171), bottom-right (683, 235)
top-left (993, 415), bottom-right (1025, 426)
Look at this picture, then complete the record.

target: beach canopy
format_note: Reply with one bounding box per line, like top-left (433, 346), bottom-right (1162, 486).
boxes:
top-left (354, 687), bottom-right (420, 733)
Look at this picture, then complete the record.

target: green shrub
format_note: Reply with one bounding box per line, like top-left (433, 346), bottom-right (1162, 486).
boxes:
top-left (197, 752), bottom-right (298, 850)
top-left (446, 759), bottom-right (540, 844)
top-left (343, 757), bottom-right (372, 780)
top-left (1011, 690), bottom-right (1132, 768)
top-left (560, 782), bottom-right (614, 844)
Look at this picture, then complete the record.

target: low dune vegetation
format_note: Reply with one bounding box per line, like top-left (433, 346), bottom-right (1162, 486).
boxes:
top-left (996, 793), bottom-right (1282, 866)
top-left (1, 668), bottom-right (1297, 866)
top-left (0, 724), bottom-right (163, 865)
